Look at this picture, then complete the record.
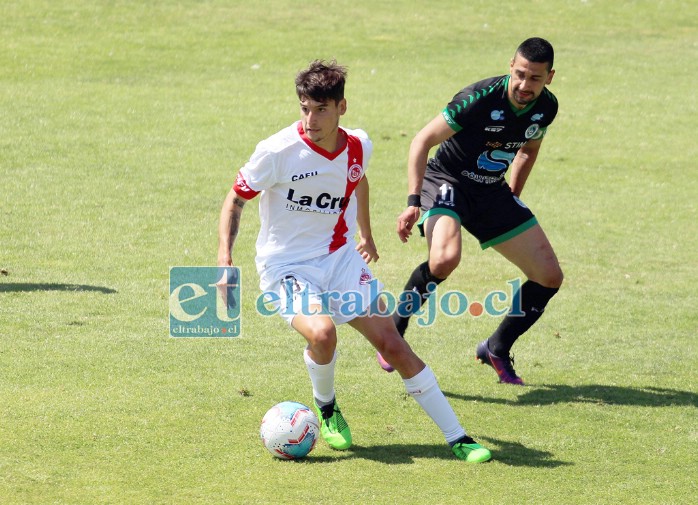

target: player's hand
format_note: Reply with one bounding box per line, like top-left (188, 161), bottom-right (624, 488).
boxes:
top-left (396, 206), bottom-right (421, 243)
top-left (356, 236), bottom-right (379, 264)
top-left (217, 251), bottom-right (233, 268)
top-left (216, 253), bottom-right (234, 296)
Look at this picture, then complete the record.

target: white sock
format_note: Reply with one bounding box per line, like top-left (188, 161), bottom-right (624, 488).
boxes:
top-left (303, 348), bottom-right (337, 406)
top-left (403, 366), bottom-right (466, 444)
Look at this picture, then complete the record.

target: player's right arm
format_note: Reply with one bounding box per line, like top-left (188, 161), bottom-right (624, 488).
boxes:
top-left (217, 185), bottom-right (249, 267)
top-left (217, 139), bottom-right (273, 266)
top-left (397, 114), bottom-right (456, 243)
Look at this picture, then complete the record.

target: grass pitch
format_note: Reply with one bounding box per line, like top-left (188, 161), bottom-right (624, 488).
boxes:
top-left (1, 1), bottom-right (696, 504)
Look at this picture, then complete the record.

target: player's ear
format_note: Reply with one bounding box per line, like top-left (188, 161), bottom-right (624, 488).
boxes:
top-left (338, 98), bottom-right (347, 115)
top-left (546, 69), bottom-right (555, 85)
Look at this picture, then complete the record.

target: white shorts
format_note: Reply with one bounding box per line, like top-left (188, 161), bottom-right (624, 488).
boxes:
top-left (258, 243), bottom-right (384, 325)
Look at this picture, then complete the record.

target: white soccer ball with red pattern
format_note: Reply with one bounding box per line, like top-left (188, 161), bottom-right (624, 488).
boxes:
top-left (260, 401), bottom-right (320, 459)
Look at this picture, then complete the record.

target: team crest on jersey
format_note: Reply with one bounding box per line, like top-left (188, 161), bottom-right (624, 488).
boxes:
top-left (525, 124), bottom-right (540, 139)
top-left (348, 162), bottom-right (363, 182)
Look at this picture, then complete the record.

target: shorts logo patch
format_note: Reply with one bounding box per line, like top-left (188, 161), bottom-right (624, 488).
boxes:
top-left (359, 268), bottom-right (372, 285)
top-left (513, 196), bottom-right (528, 209)
top-left (282, 275), bottom-right (302, 295)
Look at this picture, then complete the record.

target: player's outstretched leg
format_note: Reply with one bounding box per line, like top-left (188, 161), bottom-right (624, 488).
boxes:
top-left (476, 280), bottom-right (560, 385)
top-left (403, 366), bottom-right (491, 463)
top-left (351, 312), bottom-right (491, 462)
top-left (482, 226), bottom-right (563, 384)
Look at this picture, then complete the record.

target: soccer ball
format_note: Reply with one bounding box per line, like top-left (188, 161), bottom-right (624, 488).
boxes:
top-left (260, 401), bottom-right (320, 459)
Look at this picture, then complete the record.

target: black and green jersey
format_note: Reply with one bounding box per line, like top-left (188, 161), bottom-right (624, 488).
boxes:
top-left (429, 74), bottom-right (558, 189)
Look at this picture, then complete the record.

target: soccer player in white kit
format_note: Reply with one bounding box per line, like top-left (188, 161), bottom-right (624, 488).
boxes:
top-left (217, 60), bottom-right (491, 462)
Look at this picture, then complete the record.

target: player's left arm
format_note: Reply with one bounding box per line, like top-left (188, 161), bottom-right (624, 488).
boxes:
top-left (355, 175), bottom-right (379, 263)
top-left (509, 138), bottom-right (544, 197)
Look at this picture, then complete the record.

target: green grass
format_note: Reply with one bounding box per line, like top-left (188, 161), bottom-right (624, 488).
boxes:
top-left (1, 1), bottom-right (697, 503)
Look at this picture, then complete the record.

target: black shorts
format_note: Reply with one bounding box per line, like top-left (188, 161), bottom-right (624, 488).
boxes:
top-left (417, 172), bottom-right (537, 249)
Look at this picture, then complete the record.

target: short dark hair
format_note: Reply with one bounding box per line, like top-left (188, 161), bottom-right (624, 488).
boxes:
top-left (516, 37), bottom-right (554, 71)
top-left (295, 59), bottom-right (347, 104)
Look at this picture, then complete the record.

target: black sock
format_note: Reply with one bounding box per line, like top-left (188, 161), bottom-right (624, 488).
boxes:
top-left (315, 397), bottom-right (336, 418)
top-left (393, 261), bottom-right (445, 336)
top-left (449, 434), bottom-right (476, 447)
top-left (488, 280), bottom-right (559, 356)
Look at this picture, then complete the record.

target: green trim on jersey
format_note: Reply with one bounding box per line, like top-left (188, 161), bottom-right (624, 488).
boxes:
top-left (442, 109), bottom-right (462, 132)
top-left (416, 208), bottom-right (461, 235)
top-left (509, 100), bottom-right (537, 116)
top-left (442, 77), bottom-right (506, 132)
top-left (503, 75), bottom-right (540, 117)
top-left (480, 216), bottom-right (538, 249)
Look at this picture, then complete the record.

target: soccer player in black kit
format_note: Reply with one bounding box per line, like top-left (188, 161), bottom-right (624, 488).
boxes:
top-left (380, 38), bottom-right (563, 385)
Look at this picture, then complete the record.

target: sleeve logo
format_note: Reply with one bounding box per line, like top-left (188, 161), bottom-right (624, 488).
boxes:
top-left (525, 124), bottom-right (540, 139)
top-left (348, 163), bottom-right (363, 182)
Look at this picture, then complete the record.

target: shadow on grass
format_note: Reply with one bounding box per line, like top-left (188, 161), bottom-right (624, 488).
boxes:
top-left (444, 384), bottom-right (698, 408)
top-left (477, 436), bottom-right (573, 468)
top-left (0, 283), bottom-right (117, 294)
top-left (289, 440), bottom-right (570, 467)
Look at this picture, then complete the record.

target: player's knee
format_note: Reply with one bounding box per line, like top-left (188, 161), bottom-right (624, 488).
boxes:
top-left (543, 265), bottom-right (564, 289)
top-left (531, 258), bottom-right (563, 289)
top-left (554, 268), bottom-right (564, 288)
top-left (304, 322), bottom-right (337, 351)
top-left (429, 253), bottom-right (460, 279)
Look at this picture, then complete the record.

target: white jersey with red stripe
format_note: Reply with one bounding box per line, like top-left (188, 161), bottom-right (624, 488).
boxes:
top-left (233, 121), bottom-right (372, 273)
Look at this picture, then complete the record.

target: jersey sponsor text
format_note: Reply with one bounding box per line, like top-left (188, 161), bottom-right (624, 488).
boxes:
top-left (286, 188), bottom-right (349, 213)
top-left (291, 171), bottom-right (319, 181)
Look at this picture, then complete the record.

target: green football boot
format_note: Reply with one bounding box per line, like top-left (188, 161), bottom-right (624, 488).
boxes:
top-left (314, 400), bottom-right (352, 450)
top-left (451, 436), bottom-right (492, 463)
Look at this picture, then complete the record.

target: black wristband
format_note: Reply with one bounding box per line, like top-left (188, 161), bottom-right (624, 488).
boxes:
top-left (407, 194), bottom-right (421, 208)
